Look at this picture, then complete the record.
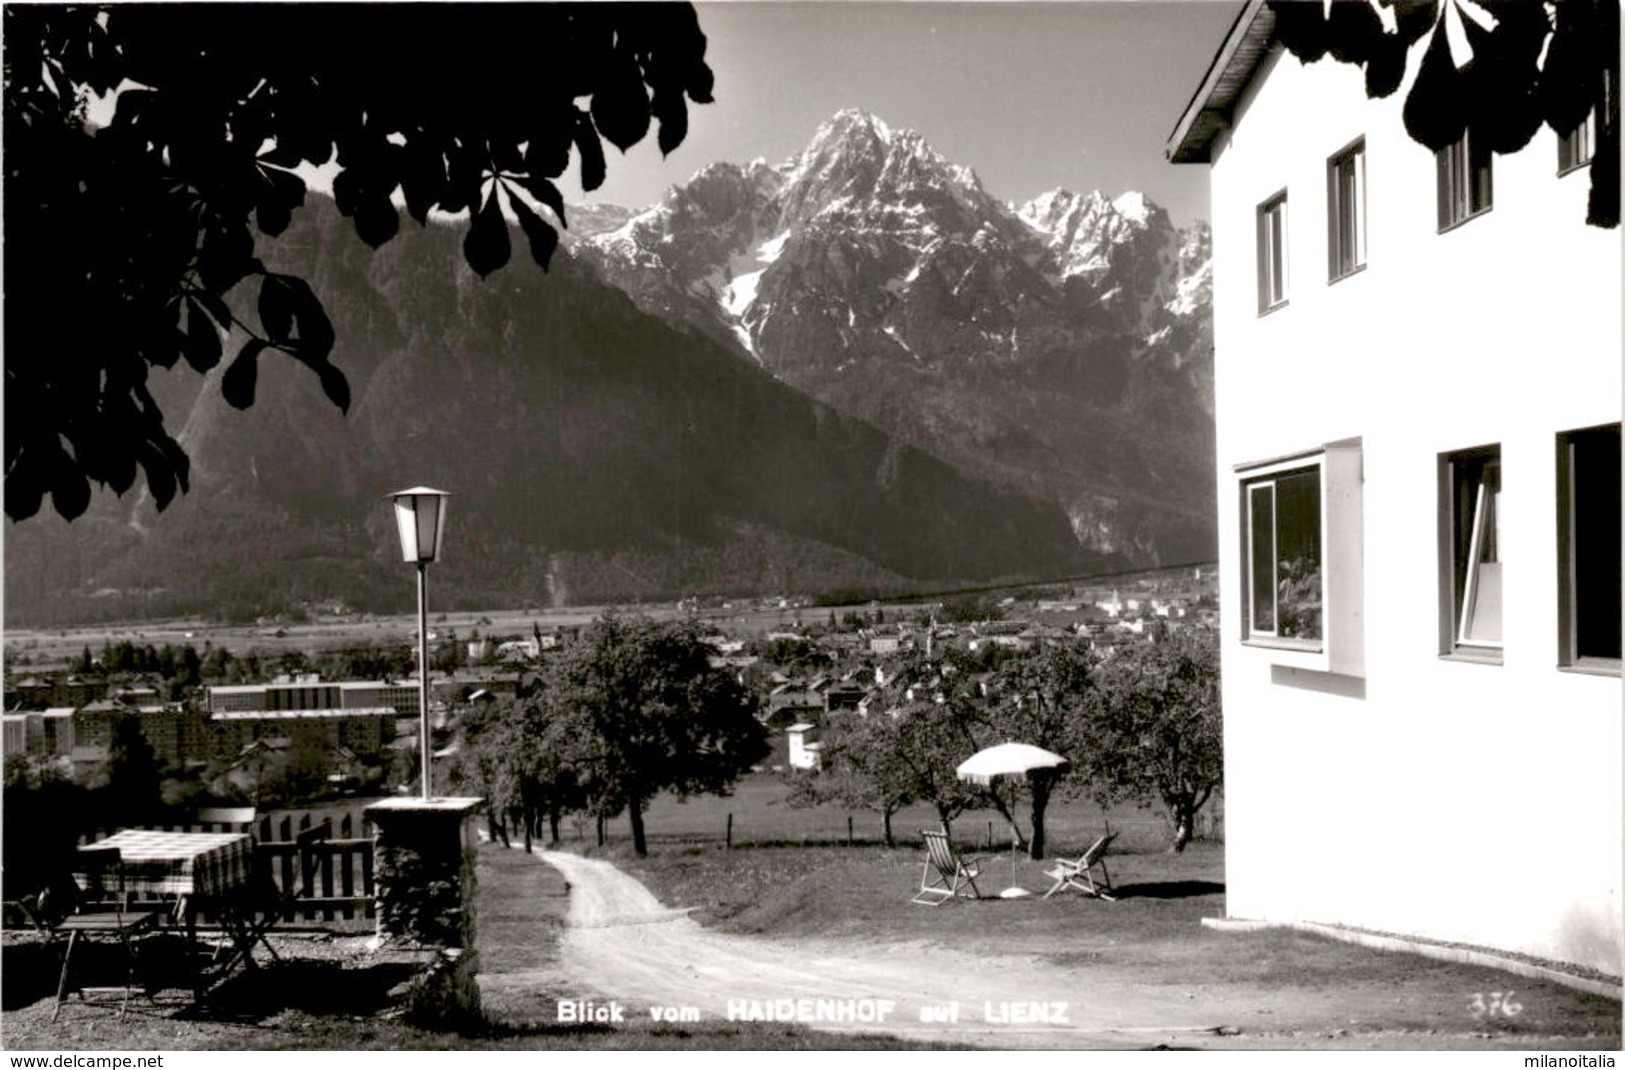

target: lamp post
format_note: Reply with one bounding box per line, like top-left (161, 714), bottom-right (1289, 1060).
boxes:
top-left (390, 486), bottom-right (450, 801)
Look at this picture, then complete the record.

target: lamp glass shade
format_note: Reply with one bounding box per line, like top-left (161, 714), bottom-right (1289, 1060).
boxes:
top-left (390, 487), bottom-right (450, 563)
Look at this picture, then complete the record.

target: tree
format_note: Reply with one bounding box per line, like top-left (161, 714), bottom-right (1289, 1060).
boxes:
top-left (1084, 628), bottom-right (1222, 853)
top-left (4, 760), bottom-right (96, 912)
top-left (103, 713), bottom-right (163, 822)
top-left (545, 614), bottom-right (767, 856)
top-left (939, 595), bottom-right (1004, 624)
top-left (447, 697), bottom-right (526, 844)
top-left (431, 630), bottom-right (466, 674)
top-left (887, 697), bottom-right (988, 840)
top-left (448, 693), bottom-right (587, 850)
top-left (1267, 0), bottom-right (1618, 227)
top-left (5, 4), bottom-right (715, 521)
top-left (789, 710), bottom-right (917, 848)
top-left (835, 655), bottom-right (990, 841)
top-left (990, 640), bottom-right (1097, 860)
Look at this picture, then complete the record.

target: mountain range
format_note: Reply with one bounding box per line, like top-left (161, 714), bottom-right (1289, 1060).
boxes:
top-left (572, 110), bottom-right (1215, 563)
top-left (3, 110), bottom-right (1214, 626)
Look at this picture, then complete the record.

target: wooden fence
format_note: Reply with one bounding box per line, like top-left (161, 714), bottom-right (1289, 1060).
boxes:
top-left (257, 821), bottom-right (375, 929)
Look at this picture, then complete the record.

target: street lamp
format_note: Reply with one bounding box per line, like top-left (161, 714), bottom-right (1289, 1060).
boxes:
top-left (390, 486), bottom-right (450, 800)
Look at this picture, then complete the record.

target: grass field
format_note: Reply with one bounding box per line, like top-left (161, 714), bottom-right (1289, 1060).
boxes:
top-left (570, 771), bottom-right (1201, 857)
top-left (1, 600), bottom-right (900, 669)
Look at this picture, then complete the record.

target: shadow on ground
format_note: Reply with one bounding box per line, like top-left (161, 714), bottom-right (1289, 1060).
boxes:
top-left (1109, 880), bottom-right (1225, 900)
top-left (186, 959), bottom-right (421, 1021)
top-left (3, 935), bottom-right (419, 1025)
top-left (2, 941), bottom-right (60, 1010)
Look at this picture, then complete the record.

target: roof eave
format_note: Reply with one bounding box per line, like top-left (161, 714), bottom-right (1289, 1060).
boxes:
top-left (1167, 0), bottom-right (1277, 165)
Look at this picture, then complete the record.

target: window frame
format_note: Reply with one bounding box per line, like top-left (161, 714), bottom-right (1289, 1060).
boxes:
top-left (1327, 138), bottom-right (1367, 283)
top-left (1556, 423), bottom-right (1622, 674)
top-left (1436, 129), bottom-right (1493, 232)
top-left (1256, 190), bottom-right (1289, 315)
top-left (1239, 454), bottom-right (1324, 653)
top-left (1439, 444), bottom-right (1504, 663)
top-left (1557, 110), bottom-right (1596, 176)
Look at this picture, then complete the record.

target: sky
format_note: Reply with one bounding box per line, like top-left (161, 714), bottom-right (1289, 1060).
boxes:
top-left (581, 1), bottom-right (1245, 228)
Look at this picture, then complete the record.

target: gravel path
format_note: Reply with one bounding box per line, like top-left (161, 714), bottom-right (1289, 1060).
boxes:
top-left (534, 849), bottom-right (1226, 1049)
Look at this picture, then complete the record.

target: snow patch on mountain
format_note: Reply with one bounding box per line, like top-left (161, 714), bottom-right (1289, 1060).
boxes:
top-left (729, 322), bottom-right (758, 359)
top-left (722, 269), bottom-right (764, 318)
top-left (758, 230), bottom-right (792, 263)
top-left (1112, 190), bottom-right (1152, 223)
top-left (1167, 257), bottom-right (1211, 319)
top-left (720, 230), bottom-right (790, 316)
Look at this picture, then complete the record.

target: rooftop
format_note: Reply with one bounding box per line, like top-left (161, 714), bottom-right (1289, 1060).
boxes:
top-left (1166, 0), bottom-right (1274, 165)
top-left (211, 706), bottom-right (398, 721)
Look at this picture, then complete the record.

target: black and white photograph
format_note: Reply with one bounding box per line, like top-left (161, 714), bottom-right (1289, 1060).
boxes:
top-left (2, 0), bottom-right (1620, 1059)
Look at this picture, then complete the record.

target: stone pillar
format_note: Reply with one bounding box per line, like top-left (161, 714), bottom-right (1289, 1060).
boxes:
top-left (365, 796), bottom-right (483, 949)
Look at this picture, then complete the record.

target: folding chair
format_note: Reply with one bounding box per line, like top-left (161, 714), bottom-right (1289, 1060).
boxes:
top-left (52, 846), bottom-right (168, 1020)
top-left (911, 828), bottom-right (985, 905)
top-left (1041, 831), bottom-right (1118, 900)
top-left (206, 824), bottom-right (325, 979)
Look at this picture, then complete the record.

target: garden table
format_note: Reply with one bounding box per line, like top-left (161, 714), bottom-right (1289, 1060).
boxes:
top-left (87, 829), bottom-right (268, 997)
top-left (91, 829), bottom-right (255, 901)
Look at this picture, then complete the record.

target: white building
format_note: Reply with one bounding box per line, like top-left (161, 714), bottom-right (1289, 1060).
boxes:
top-left (495, 637), bottom-right (541, 661)
top-left (1169, 1), bottom-right (1621, 975)
top-left (786, 723), bottom-right (822, 771)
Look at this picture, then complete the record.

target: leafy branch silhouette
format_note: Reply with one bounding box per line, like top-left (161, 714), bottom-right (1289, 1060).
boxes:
top-left (4, 4), bottom-right (714, 521)
top-left (1268, 0), bottom-right (1618, 228)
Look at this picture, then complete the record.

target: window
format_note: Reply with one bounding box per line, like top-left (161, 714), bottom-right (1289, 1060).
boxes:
top-left (1558, 110), bottom-right (1595, 174)
top-left (1327, 140), bottom-right (1366, 281)
top-left (1237, 442), bottom-right (1364, 675)
top-left (1256, 192), bottom-right (1288, 314)
top-left (1442, 446), bottom-right (1502, 655)
top-left (1560, 73), bottom-right (1614, 175)
top-left (1558, 424), bottom-right (1621, 670)
top-left (1244, 465), bottom-right (1322, 644)
top-left (1436, 130), bottom-right (1492, 230)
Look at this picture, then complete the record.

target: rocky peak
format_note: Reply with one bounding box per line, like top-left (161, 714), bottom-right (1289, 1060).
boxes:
top-left (776, 109), bottom-right (990, 229)
top-left (1016, 187), bottom-right (1177, 286)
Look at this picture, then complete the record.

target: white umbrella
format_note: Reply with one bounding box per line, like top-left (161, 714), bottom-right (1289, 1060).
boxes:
top-left (956, 742), bottom-right (1071, 785)
top-left (956, 742), bottom-right (1070, 897)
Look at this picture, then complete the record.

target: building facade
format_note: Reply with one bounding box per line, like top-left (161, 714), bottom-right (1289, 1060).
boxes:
top-left (33, 709), bottom-right (75, 757)
top-left (206, 678), bottom-right (421, 716)
top-left (1170, 2), bottom-right (1621, 974)
top-left (209, 707), bottom-right (397, 763)
top-left (67, 701), bottom-right (211, 773)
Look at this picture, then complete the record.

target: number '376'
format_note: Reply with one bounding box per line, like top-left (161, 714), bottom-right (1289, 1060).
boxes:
top-left (1470, 992), bottom-right (1523, 1018)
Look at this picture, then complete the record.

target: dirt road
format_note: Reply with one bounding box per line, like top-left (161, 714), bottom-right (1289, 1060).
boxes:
top-left (536, 850), bottom-right (1227, 1049)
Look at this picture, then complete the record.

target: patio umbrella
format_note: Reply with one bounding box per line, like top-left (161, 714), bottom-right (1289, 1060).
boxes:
top-left (956, 742), bottom-right (1070, 898)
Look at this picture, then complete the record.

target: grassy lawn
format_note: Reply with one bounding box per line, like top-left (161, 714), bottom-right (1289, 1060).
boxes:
top-left (613, 830), bottom-right (1621, 1048)
top-left (576, 771), bottom-right (1189, 854)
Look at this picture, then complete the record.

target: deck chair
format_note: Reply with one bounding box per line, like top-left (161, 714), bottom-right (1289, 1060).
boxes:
top-left (52, 846), bottom-right (167, 1021)
top-left (911, 828), bottom-right (985, 905)
top-left (1042, 831), bottom-right (1118, 900)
